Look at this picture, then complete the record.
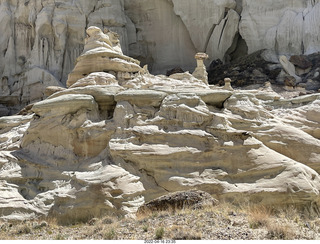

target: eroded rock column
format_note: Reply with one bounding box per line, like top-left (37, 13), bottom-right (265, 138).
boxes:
top-left (192, 52), bottom-right (209, 85)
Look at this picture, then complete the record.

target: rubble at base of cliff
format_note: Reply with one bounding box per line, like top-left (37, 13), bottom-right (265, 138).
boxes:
top-left (208, 50), bottom-right (320, 92)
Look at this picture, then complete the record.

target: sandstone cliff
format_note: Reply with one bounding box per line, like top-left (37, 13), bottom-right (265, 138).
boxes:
top-left (1, 0), bottom-right (320, 115)
top-left (0, 26), bottom-right (320, 224)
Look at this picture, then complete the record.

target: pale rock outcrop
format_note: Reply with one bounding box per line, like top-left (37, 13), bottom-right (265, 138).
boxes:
top-left (2, 91), bottom-right (145, 222)
top-left (171, 0), bottom-right (237, 52)
top-left (240, 0), bottom-right (320, 57)
top-left (254, 123), bottom-right (320, 173)
top-left (48, 85), bottom-right (124, 120)
top-left (69, 72), bottom-right (119, 88)
top-left (307, 100), bottom-right (320, 124)
top-left (66, 26), bottom-right (142, 87)
top-left (206, 9), bottom-right (240, 63)
top-left (124, 0), bottom-right (198, 73)
top-left (0, 26), bottom-right (320, 223)
top-left (44, 86), bottom-right (66, 98)
top-left (0, 115), bottom-right (32, 151)
top-left (2, 0), bottom-right (320, 114)
top-left (115, 90), bottom-right (167, 108)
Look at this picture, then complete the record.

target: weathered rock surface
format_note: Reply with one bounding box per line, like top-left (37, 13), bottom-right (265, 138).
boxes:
top-left (66, 26), bottom-right (142, 88)
top-left (1, 26), bottom-right (320, 224)
top-left (2, 0), bottom-right (320, 114)
top-left (239, 0), bottom-right (320, 56)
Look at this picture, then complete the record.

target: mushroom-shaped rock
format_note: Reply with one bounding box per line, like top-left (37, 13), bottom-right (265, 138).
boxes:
top-left (193, 52), bottom-right (209, 85)
top-left (223, 78), bottom-right (233, 91)
top-left (195, 52), bottom-right (209, 60)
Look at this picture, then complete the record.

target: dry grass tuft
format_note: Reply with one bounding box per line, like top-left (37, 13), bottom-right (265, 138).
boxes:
top-left (266, 223), bottom-right (294, 240)
top-left (0, 202), bottom-right (318, 240)
top-left (248, 205), bottom-right (271, 229)
top-left (0, 230), bottom-right (12, 240)
top-left (99, 217), bottom-right (120, 240)
top-left (168, 225), bottom-right (202, 240)
top-left (40, 216), bottom-right (59, 228)
top-left (102, 227), bottom-right (117, 240)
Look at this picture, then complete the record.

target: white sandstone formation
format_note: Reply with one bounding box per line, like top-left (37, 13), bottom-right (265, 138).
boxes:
top-left (1, 0), bottom-right (320, 115)
top-left (192, 53), bottom-right (209, 85)
top-left (223, 78), bottom-right (233, 91)
top-left (240, 0), bottom-right (320, 57)
top-left (66, 26), bottom-right (142, 88)
top-left (0, 26), bottom-right (320, 223)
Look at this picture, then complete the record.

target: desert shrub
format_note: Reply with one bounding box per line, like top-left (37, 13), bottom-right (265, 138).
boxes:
top-left (88, 218), bottom-right (98, 226)
top-left (142, 225), bottom-right (148, 232)
top-left (33, 221), bottom-right (48, 229)
top-left (155, 227), bottom-right (165, 239)
top-left (102, 217), bottom-right (114, 225)
top-left (17, 225), bottom-right (32, 235)
top-left (54, 234), bottom-right (66, 240)
top-left (103, 228), bottom-right (117, 240)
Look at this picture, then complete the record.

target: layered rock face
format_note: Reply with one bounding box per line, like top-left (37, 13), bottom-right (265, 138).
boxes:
top-left (1, 0), bottom-right (320, 115)
top-left (0, 26), bottom-right (320, 223)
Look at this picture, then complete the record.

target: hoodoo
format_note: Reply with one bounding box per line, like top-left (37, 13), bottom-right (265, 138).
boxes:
top-left (66, 26), bottom-right (142, 87)
top-left (0, 26), bottom-right (320, 224)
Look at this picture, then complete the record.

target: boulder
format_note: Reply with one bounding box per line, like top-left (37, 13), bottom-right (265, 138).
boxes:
top-left (284, 76), bottom-right (297, 87)
top-left (208, 50), bottom-right (278, 87)
top-left (289, 55), bottom-right (313, 69)
top-left (279, 55), bottom-right (301, 84)
top-left (305, 79), bottom-right (320, 91)
top-left (166, 67), bottom-right (185, 76)
top-left (138, 190), bottom-right (219, 213)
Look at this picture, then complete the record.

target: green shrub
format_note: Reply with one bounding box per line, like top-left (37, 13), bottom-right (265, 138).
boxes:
top-left (17, 225), bottom-right (31, 235)
top-left (155, 227), bottom-right (165, 240)
top-left (104, 228), bottom-right (117, 240)
top-left (143, 225), bottom-right (148, 232)
top-left (54, 234), bottom-right (66, 240)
